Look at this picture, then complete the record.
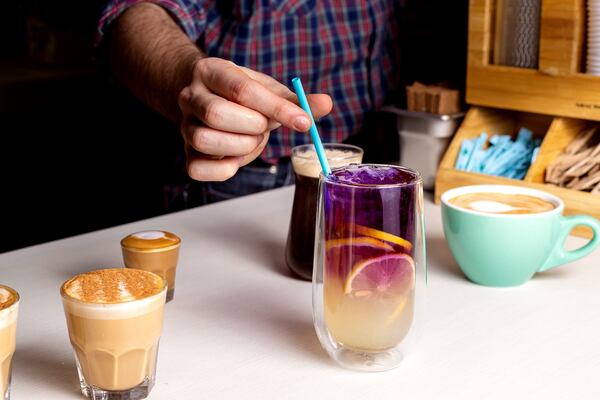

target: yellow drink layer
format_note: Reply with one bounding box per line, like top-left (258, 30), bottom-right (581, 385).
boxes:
top-left (325, 285), bottom-right (415, 351)
top-left (323, 240), bottom-right (416, 351)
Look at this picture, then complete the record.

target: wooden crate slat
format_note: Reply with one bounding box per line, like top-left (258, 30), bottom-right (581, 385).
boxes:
top-left (539, 0), bottom-right (585, 75)
top-left (466, 0), bottom-right (600, 121)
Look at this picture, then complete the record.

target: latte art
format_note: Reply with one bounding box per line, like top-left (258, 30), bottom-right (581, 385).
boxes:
top-left (449, 192), bottom-right (556, 214)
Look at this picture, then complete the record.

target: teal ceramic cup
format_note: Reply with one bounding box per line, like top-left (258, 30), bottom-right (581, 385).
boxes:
top-left (441, 185), bottom-right (600, 287)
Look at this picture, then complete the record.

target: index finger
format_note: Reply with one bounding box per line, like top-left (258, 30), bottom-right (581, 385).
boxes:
top-left (238, 66), bottom-right (333, 120)
top-left (202, 63), bottom-right (312, 132)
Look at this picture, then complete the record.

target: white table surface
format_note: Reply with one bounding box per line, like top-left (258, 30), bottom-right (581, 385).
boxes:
top-left (1, 187), bottom-right (599, 400)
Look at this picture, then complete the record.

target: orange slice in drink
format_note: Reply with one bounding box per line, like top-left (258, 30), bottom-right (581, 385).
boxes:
top-left (344, 253), bottom-right (415, 296)
top-left (325, 237), bottom-right (395, 279)
top-left (353, 224), bottom-right (413, 251)
top-left (325, 237), bottom-right (394, 252)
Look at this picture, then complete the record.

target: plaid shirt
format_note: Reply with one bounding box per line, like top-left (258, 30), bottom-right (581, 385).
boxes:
top-left (98, 0), bottom-right (401, 163)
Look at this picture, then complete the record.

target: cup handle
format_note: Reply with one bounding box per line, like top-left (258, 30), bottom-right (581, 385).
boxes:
top-left (539, 215), bottom-right (600, 272)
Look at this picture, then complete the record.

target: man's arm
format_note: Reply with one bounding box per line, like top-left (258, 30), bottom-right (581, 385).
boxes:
top-left (107, 3), bottom-right (201, 123)
top-left (105, 3), bottom-right (332, 181)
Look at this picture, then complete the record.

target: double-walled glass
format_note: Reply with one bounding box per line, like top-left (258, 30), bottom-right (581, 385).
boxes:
top-left (312, 164), bottom-right (426, 371)
top-left (286, 143), bottom-right (363, 280)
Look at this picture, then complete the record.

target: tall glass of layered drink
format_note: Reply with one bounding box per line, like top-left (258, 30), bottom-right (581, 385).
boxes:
top-left (61, 269), bottom-right (167, 400)
top-left (312, 164), bottom-right (426, 371)
top-left (0, 285), bottom-right (18, 400)
top-left (286, 144), bottom-right (363, 280)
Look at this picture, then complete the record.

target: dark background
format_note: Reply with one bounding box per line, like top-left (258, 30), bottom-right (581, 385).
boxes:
top-left (0, 0), bottom-right (468, 253)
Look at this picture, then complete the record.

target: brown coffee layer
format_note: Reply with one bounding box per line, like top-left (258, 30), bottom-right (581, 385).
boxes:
top-left (0, 286), bottom-right (17, 311)
top-left (449, 192), bottom-right (556, 214)
top-left (63, 268), bottom-right (164, 303)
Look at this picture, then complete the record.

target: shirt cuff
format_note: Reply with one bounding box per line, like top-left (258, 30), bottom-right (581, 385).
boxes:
top-left (96, 0), bottom-right (205, 46)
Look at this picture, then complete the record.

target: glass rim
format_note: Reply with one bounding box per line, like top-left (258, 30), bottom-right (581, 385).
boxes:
top-left (291, 143), bottom-right (364, 160)
top-left (60, 268), bottom-right (168, 305)
top-left (0, 284), bottom-right (19, 308)
top-left (320, 163), bottom-right (423, 189)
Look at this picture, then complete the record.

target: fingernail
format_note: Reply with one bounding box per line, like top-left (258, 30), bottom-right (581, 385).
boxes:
top-left (293, 116), bottom-right (311, 131)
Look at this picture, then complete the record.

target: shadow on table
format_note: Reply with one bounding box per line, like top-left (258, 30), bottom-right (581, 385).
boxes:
top-left (198, 286), bottom-right (335, 368)
top-left (13, 344), bottom-right (79, 396)
top-left (203, 219), bottom-right (295, 279)
top-left (534, 267), bottom-right (571, 280)
top-left (426, 235), bottom-right (465, 280)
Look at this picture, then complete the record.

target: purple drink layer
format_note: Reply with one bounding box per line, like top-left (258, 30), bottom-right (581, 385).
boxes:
top-left (323, 165), bottom-right (419, 283)
top-left (327, 164), bottom-right (420, 186)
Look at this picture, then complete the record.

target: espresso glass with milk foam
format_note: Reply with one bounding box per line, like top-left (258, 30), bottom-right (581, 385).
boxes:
top-left (121, 231), bottom-right (181, 302)
top-left (0, 285), bottom-right (18, 400)
top-left (61, 269), bottom-right (167, 400)
top-left (441, 185), bottom-right (600, 286)
top-left (285, 144), bottom-right (363, 280)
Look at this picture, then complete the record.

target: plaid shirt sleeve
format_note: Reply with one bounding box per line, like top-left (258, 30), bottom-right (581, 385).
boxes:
top-left (96, 0), bottom-right (207, 45)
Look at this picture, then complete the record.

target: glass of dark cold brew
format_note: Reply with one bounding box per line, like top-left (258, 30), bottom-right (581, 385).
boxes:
top-left (285, 143), bottom-right (363, 280)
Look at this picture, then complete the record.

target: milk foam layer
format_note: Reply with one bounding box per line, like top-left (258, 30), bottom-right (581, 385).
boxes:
top-left (121, 230), bottom-right (180, 252)
top-left (449, 192), bottom-right (556, 214)
top-left (292, 148), bottom-right (362, 178)
top-left (468, 200), bottom-right (523, 213)
top-left (62, 290), bottom-right (166, 320)
top-left (0, 286), bottom-right (18, 330)
top-left (62, 268), bottom-right (165, 304)
top-left (133, 231), bottom-right (166, 240)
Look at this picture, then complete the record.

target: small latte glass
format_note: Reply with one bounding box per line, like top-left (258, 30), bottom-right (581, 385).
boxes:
top-left (61, 269), bottom-right (167, 400)
top-left (0, 285), bottom-right (19, 400)
top-left (121, 230), bottom-right (181, 302)
top-left (313, 164), bottom-right (426, 371)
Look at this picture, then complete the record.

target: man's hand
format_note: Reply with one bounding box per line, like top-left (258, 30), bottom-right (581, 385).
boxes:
top-left (108, 4), bottom-right (332, 181)
top-left (178, 58), bottom-right (332, 181)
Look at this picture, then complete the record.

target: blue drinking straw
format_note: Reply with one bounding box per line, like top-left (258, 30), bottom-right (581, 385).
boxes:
top-left (291, 77), bottom-right (332, 176)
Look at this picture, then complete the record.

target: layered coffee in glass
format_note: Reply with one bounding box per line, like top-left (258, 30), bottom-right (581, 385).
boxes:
top-left (121, 231), bottom-right (181, 302)
top-left (0, 285), bottom-right (18, 400)
top-left (61, 268), bottom-right (167, 400)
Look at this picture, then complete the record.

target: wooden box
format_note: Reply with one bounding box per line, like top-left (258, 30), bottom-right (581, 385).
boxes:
top-left (467, 0), bottom-right (600, 121)
top-left (434, 106), bottom-right (600, 238)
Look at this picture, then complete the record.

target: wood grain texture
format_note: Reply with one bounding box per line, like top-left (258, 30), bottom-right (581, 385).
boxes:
top-left (467, 66), bottom-right (600, 120)
top-left (468, 0), bottom-right (494, 66)
top-left (539, 0), bottom-right (585, 75)
top-left (467, 0), bottom-right (600, 120)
